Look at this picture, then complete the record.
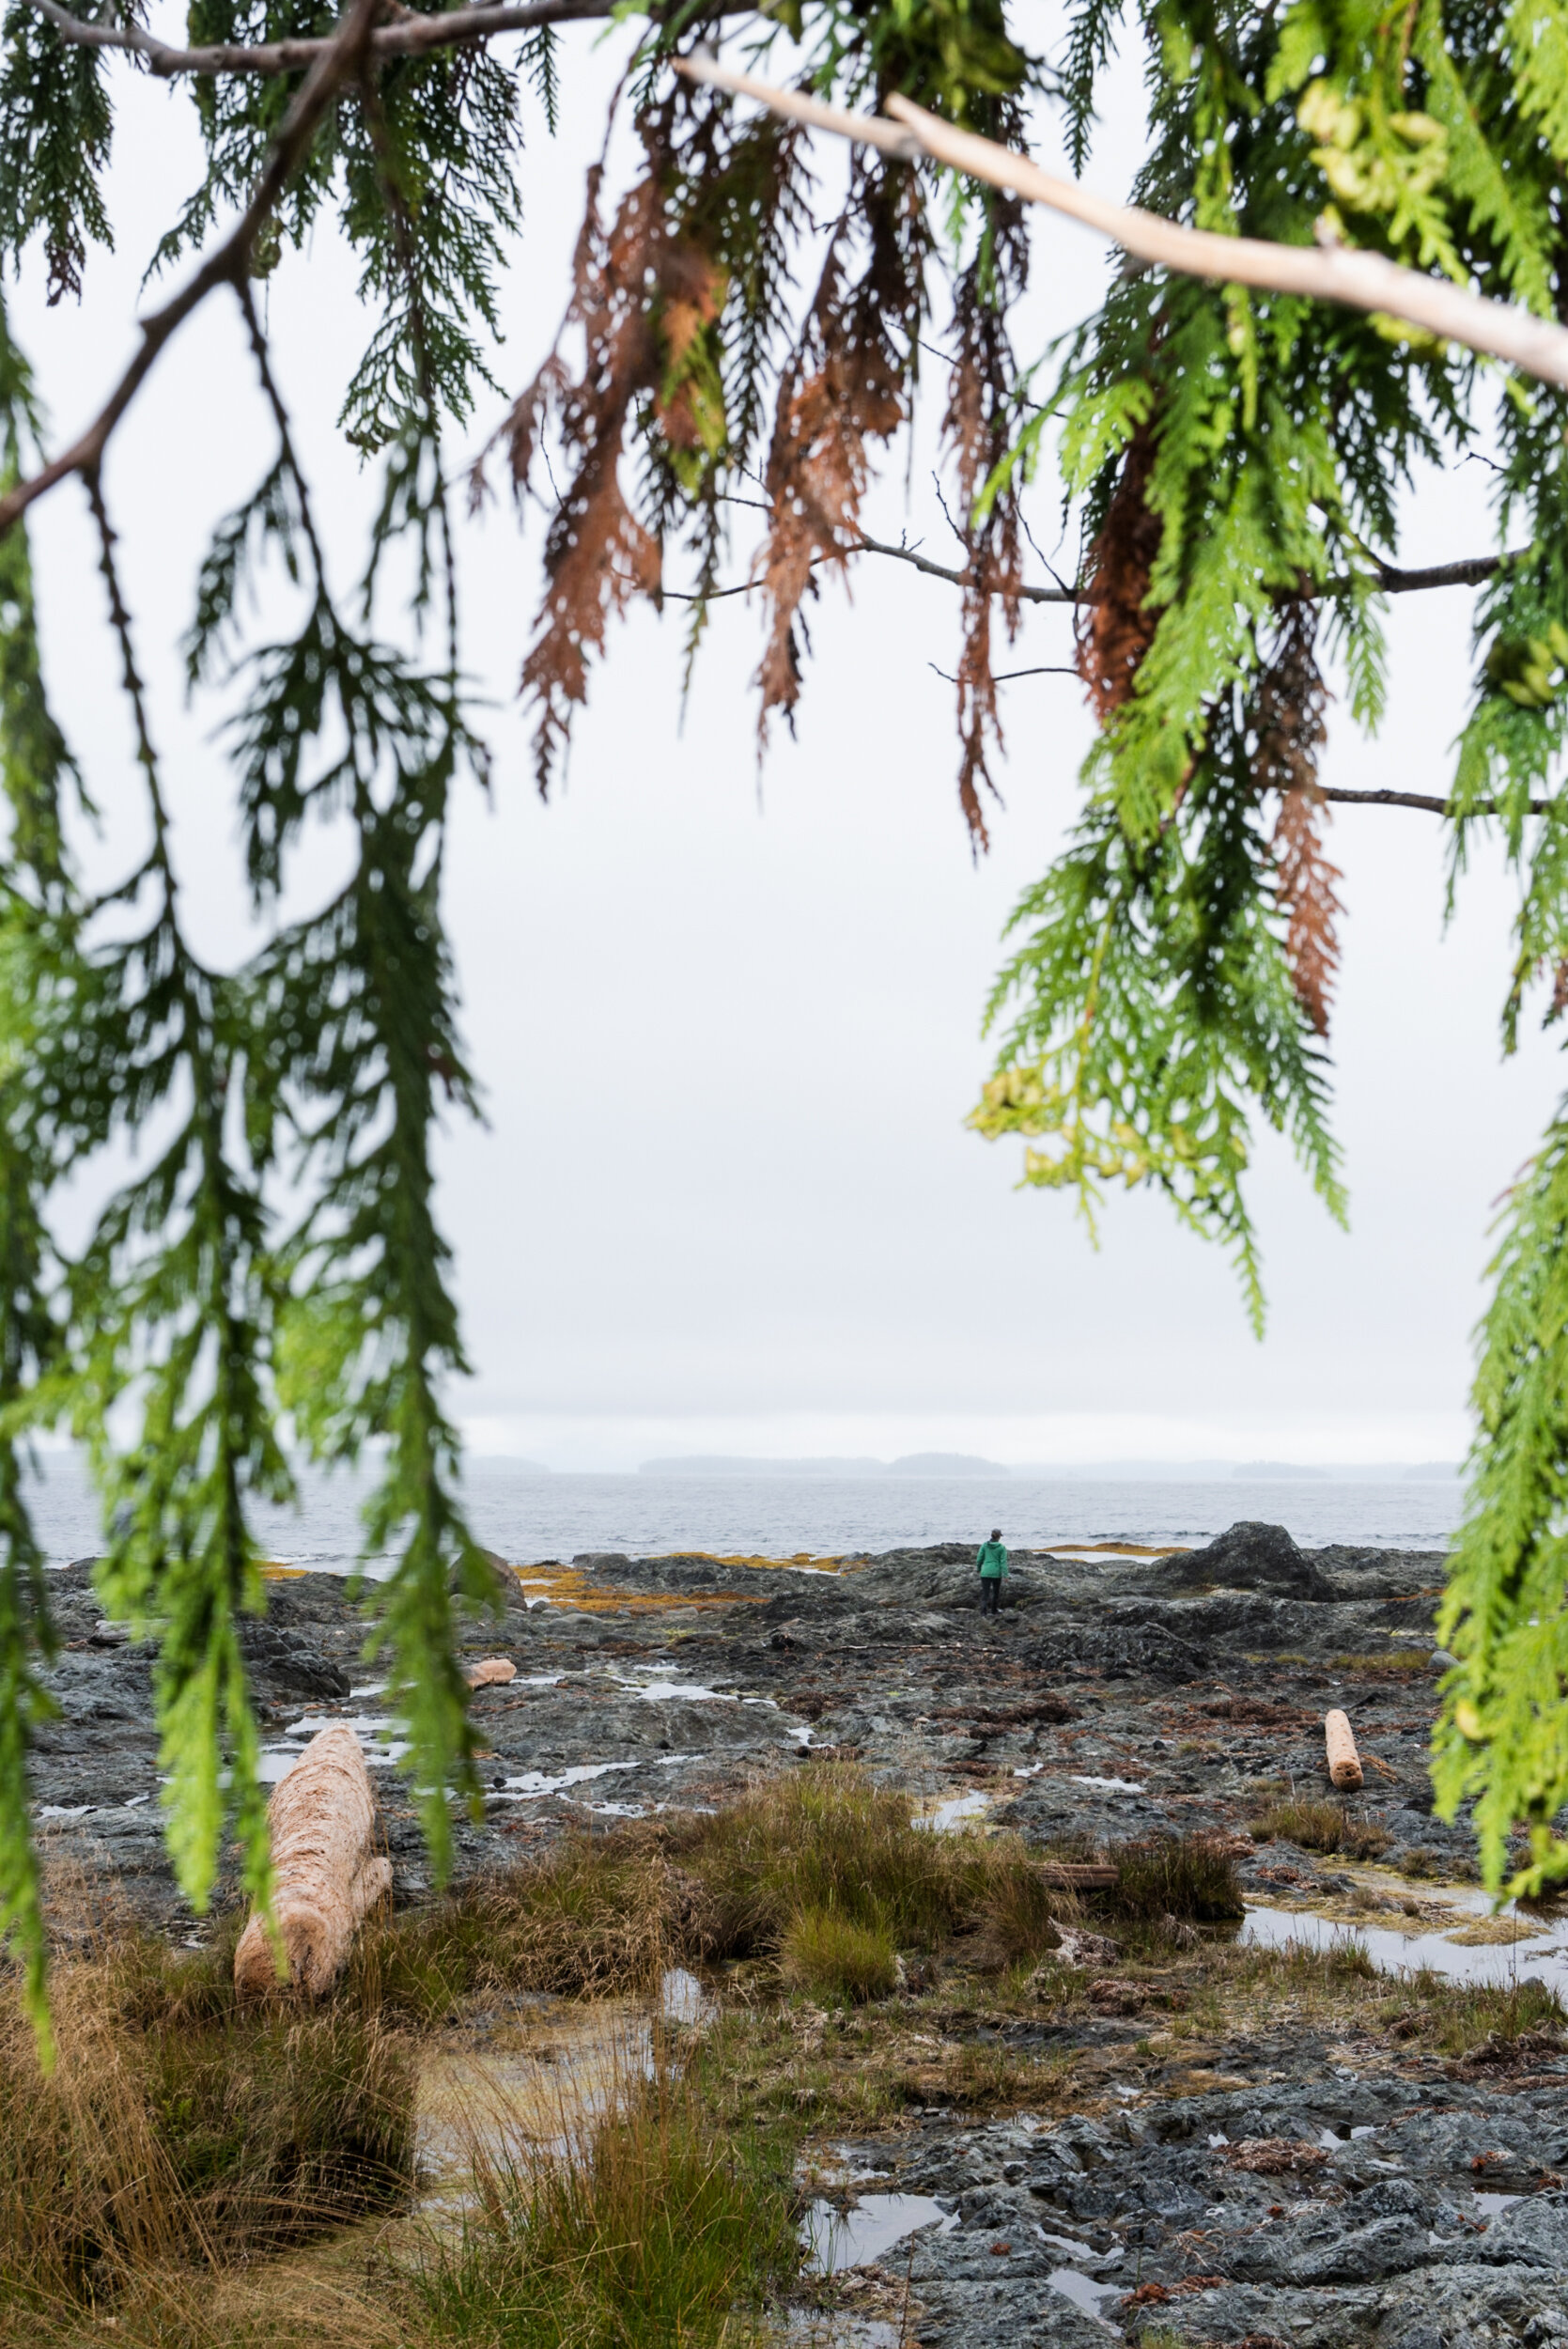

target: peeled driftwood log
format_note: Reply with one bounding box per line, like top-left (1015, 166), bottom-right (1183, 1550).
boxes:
top-left (234, 1724), bottom-right (392, 1999)
top-left (1040, 1862), bottom-right (1119, 1890)
top-left (467, 1656), bottom-right (517, 1687)
top-left (1325, 1709), bottom-right (1363, 1791)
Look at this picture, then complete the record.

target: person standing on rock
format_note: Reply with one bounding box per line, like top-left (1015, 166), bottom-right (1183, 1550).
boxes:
top-left (976, 1529), bottom-right (1008, 1617)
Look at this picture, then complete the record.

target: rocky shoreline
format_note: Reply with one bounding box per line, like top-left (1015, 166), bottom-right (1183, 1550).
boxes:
top-left (32, 1518), bottom-right (1568, 2348)
top-left (33, 1517), bottom-right (1464, 1922)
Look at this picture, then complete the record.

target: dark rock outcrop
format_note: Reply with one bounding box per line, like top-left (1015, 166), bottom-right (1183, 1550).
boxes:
top-left (1162, 1518), bottom-right (1336, 1601)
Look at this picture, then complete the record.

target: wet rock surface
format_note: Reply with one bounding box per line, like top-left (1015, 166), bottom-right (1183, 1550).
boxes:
top-left (33, 1527), bottom-right (1458, 1918)
top-left (834, 2079), bottom-right (1568, 2346)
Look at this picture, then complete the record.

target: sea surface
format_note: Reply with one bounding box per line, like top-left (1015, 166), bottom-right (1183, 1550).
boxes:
top-left (23, 1454), bottom-right (1463, 1574)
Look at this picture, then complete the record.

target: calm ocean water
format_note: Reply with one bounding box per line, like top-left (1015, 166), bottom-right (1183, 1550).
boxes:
top-left (23, 1454), bottom-right (1462, 1572)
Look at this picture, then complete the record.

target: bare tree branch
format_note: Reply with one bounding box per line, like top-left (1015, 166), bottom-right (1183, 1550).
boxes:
top-left (674, 53), bottom-right (1568, 393)
top-left (0, 0), bottom-right (382, 539)
top-left (667, 528), bottom-right (1526, 614)
top-left (852, 532), bottom-right (1526, 605)
top-left (1321, 786), bottom-right (1551, 816)
top-left (22, 0), bottom-right (726, 78)
top-left (1358, 552), bottom-right (1518, 594)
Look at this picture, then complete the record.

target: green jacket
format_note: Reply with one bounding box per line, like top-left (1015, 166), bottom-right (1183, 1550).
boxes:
top-left (976, 1541), bottom-right (1008, 1579)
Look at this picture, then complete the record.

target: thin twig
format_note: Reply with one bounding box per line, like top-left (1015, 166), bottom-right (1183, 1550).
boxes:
top-left (674, 53), bottom-right (1568, 391)
top-left (235, 281), bottom-right (329, 589)
top-left (0, 0), bottom-right (382, 540)
top-left (928, 660), bottom-right (1078, 683)
top-left (85, 468), bottom-right (170, 860)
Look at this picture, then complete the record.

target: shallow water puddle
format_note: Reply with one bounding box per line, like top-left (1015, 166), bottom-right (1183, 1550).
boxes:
top-left (416, 1968), bottom-right (713, 2208)
top-left (800, 2193), bottom-right (955, 2276)
top-left (616, 1676), bottom-right (738, 1703)
top-left (659, 1967), bottom-right (714, 2025)
top-left (416, 2001), bottom-right (652, 2197)
top-left (914, 1790), bottom-right (994, 1831)
top-left (259, 1711), bottom-right (409, 1781)
top-left (1242, 1901), bottom-right (1568, 1990)
top-left (1047, 2265), bottom-right (1123, 2320)
top-left (489, 1750), bottom-right (700, 1805)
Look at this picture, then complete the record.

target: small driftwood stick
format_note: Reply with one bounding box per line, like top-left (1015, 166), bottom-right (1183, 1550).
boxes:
top-left (1325, 1709), bottom-right (1364, 1791)
top-left (467, 1656), bottom-right (517, 1687)
top-left (234, 1724), bottom-right (392, 1999)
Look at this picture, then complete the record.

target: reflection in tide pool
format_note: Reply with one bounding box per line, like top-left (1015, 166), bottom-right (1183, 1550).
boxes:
top-left (800, 2193), bottom-right (956, 2276)
top-left (1242, 1902), bottom-right (1568, 1992)
top-left (1047, 2266), bottom-right (1124, 2319)
top-left (914, 1792), bottom-right (993, 1832)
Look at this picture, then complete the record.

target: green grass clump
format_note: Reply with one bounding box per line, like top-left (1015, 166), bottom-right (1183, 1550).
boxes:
top-left (1106, 1835), bottom-right (1245, 1923)
top-left (680, 1766), bottom-right (991, 1953)
top-left (1389, 1968), bottom-right (1565, 2058)
top-left (780, 1907), bottom-right (897, 2003)
top-left (339, 1766), bottom-right (1063, 2018)
top-left (1251, 1797), bottom-right (1390, 1860)
top-left (415, 2072), bottom-right (797, 2349)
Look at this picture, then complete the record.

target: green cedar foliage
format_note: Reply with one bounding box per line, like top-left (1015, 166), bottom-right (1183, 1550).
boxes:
top-left (970, 0), bottom-right (1568, 1895)
top-left (2, 0), bottom-right (1568, 1991)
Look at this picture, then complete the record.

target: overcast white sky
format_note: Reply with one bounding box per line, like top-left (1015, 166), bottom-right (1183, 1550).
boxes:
top-left (8, 8), bottom-right (1561, 1470)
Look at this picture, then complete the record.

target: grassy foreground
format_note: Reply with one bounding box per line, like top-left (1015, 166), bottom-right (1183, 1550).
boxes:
top-left (0, 1766), bottom-right (1557, 2348)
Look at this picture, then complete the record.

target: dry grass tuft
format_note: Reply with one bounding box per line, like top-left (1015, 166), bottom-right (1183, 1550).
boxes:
top-left (0, 1931), bottom-right (413, 2313)
top-left (1250, 1797), bottom-right (1391, 1860)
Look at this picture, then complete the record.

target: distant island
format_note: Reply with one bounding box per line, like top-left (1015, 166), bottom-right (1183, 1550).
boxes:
top-left (634, 1454), bottom-right (1466, 1483)
top-left (637, 1452), bottom-right (1006, 1479)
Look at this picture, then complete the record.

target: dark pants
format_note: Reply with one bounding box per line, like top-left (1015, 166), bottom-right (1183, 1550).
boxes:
top-left (980, 1577), bottom-right (1001, 1616)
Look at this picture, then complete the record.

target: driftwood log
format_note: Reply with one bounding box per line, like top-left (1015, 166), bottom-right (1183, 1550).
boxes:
top-left (1325, 1709), bottom-right (1364, 1791)
top-left (234, 1724), bottom-right (392, 1999)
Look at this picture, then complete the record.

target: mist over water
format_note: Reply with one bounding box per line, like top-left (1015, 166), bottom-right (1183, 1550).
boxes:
top-left (26, 1453), bottom-right (1461, 1573)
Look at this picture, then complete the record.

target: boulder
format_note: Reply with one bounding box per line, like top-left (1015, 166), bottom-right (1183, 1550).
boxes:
top-left (1162, 1520), bottom-right (1335, 1602)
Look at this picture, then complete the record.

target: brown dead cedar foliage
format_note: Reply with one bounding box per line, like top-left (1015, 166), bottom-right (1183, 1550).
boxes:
top-left (1256, 600), bottom-right (1340, 1035)
top-left (1075, 420), bottom-right (1163, 721)
top-left (753, 157), bottom-right (927, 750)
top-left (940, 196), bottom-right (1029, 848)
top-left (506, 140), bottom-right (672, 791)
top-left (505, 87), bottom-right (817, 793)
top-left (501, 75), bottom-right (1037, 848)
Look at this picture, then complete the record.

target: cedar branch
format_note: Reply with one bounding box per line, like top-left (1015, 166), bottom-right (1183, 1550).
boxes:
top-left (21, 0), bottom-right (736, 77)
top-left (0, 0), bottom-right (381, 538)
top-left (673, 54), bottom-right (1568, 392)
top-left (1323, 786), bottom-right (1550, 816)
top-left (670, 530), bottom-right (1525, 605)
